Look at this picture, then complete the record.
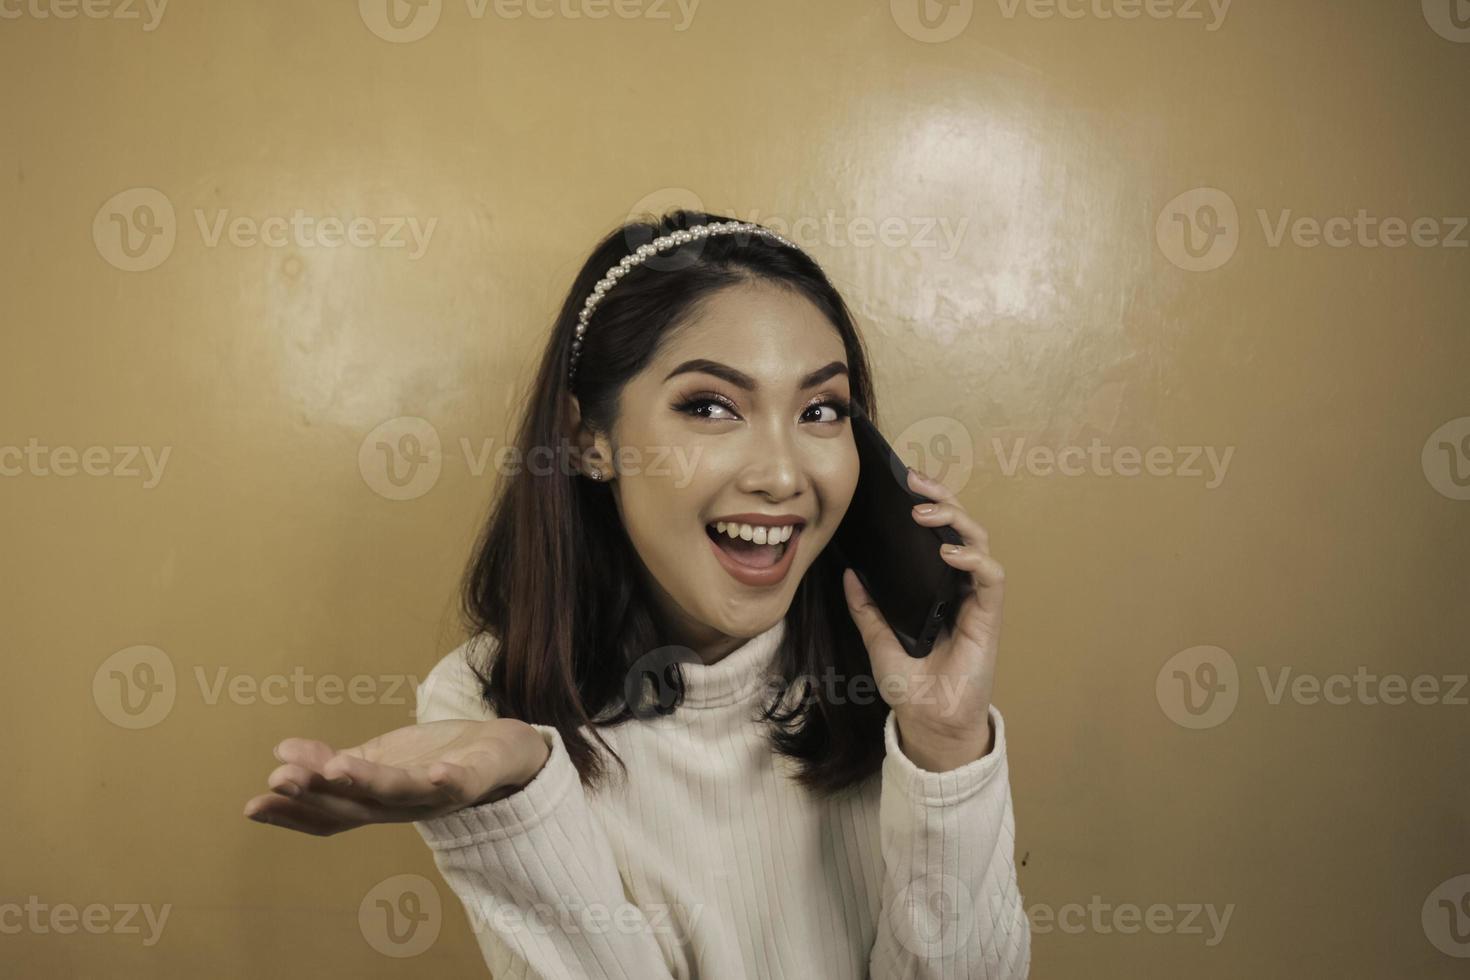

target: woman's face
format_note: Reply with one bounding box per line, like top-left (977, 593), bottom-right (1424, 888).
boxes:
top-left (596, 281), bottom-right (860, 661)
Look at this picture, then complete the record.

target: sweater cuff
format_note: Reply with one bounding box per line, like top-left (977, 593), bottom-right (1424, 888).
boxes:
top-left (882, 703), bottom-right (1008, 807)
top-left (413, 724), bottom-right (576, 848)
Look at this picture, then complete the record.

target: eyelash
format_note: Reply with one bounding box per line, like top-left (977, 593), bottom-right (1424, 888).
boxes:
top-left (673, 391), bottom-right (852, 425)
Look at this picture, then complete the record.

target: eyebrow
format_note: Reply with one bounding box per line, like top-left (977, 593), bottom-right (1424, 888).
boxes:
top-left (662, 358), bottom-right (849, 391)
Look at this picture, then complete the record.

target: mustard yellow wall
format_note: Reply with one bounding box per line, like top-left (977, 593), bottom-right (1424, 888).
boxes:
top-left (3, 1), bottom-right (1466, 977)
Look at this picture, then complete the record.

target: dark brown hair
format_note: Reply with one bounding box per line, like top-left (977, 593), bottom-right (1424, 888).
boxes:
top-left (458, 209), bottom-right (887, 798)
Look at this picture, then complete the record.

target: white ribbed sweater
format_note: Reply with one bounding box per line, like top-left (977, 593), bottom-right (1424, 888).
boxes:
top-left (412, 617), bottom-right (1031, 979)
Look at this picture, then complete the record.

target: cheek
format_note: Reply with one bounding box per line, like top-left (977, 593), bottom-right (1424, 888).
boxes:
top-left (820, 444), bottom-right (861, 505)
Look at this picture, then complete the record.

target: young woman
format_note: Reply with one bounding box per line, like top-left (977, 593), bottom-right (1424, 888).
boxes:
top-left (242, 211), bottom-right (1031, 978)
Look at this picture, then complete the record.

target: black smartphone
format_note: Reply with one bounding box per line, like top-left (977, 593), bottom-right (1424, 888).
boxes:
top-left (831, 402), bottom-right (967, 658)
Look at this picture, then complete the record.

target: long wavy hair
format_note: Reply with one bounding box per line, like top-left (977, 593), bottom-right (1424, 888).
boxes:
top-left (458, 208), bottom-right (887, 798)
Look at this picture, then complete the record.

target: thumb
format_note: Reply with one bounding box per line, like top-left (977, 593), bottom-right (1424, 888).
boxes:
top-left (428, 747), bottom-right (505, 806)
top-left (842, 567), bottom-right (907, 682)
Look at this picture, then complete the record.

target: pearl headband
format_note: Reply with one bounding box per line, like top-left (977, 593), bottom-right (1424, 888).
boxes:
top-left (568, 220), bottom-right (804, 388)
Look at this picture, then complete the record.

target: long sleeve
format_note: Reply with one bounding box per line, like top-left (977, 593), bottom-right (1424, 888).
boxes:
top-left (867, 703), bottom-right (1031, 980)
top-left (412, 656), bottom-right (678, 979)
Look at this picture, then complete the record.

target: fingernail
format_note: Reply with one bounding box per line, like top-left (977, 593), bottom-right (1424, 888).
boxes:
top-left (329, 775), bottom-right (352, 787)
top-left (275, 783), bottom-right (299, 798)
top-left (914, 503), bottom-right (935, 515)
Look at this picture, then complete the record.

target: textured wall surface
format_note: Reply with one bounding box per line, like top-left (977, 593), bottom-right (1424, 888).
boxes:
top-left (2, 1), bottom-right (1467, 977)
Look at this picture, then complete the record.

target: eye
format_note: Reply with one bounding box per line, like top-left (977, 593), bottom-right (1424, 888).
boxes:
top-left (803, 396), bottom-right (853, 425)
top-left (673, 392), bottom-right (742, 422)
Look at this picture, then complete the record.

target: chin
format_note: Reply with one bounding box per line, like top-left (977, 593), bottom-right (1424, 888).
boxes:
top-left (703, 600), bottom-right (787, 639)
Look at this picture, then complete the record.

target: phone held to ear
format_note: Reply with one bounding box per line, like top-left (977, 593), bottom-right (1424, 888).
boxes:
top-left (831, 402), bottom-right (966, 658)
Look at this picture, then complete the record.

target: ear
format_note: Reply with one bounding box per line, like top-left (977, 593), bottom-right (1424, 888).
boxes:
top-left (563, 392), bottom-right (612, 481)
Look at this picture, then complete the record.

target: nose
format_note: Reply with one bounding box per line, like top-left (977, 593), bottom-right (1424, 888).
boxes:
top-left (733, 420), bottom-right (805, 501)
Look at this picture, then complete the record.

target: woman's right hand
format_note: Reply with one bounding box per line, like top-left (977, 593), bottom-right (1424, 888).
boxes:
top-left (242, 718), bottom-right (550, 837)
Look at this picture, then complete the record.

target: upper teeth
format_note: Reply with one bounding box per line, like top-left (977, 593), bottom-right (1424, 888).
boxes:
top-left (713, 522), bottom-right (795, 545)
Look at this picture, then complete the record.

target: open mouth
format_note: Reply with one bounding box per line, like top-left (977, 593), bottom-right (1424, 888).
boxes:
top-left (704, 522), bottom-right (798, 569)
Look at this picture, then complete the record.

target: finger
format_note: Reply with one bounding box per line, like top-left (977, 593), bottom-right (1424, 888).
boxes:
top-left (320, 753), bottom-right (454, 808)
top-left (267, 762), bottom-right (323, 798)
top-left (842, 567), bottom-right (908, 683)
top-left (426, 758), bottom-right (497, 807)
top-left (243, 793), bottom-right (351, 837)
top-left (266, 763), bottom-right (384, 815)
top-left (285, 787), bottom-right (392, 824)
top-left (912, 501), bottom-right (990, 554)
top-left (907, 466), bottom-right (956, 505)
top-left (940, 546), bottom-right (1006, 621)
top-left (262, 765), bottom-right (396, 823)
top-left (273, 737), bottom-right (337, 771)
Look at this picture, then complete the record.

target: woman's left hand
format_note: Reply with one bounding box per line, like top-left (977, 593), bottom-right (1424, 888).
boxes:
top-left (842, 466), bottom-right (1005, 772)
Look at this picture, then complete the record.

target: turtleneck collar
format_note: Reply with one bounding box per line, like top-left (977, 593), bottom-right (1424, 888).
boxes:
top-left (679, 617), bottom-right (787, 708)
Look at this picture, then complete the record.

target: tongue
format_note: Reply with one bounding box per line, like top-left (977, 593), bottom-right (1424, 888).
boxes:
top-left (716, 534), bottom-right (783, 568)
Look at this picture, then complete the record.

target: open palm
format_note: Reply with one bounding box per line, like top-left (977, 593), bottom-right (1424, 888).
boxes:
top-left (242, 718), bottom-right (545, 836)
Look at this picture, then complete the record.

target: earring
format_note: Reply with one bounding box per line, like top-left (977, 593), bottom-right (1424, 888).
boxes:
top-left (590, 469), bottom-right (602, 481)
